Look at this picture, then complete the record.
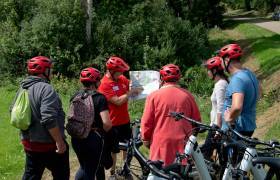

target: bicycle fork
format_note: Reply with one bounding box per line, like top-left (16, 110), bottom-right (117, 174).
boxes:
top-left (184, 135), bottom-right (212, 180)
top-left (239, 148), bottom-right (266, 180)
top-left (222, 147), bottom-right (266, 180)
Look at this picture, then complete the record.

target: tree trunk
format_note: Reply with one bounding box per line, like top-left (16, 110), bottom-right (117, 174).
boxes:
top-left (81, 0), bottom-right (92, 45)
top-left (244, 0), bottom-right (251, 11)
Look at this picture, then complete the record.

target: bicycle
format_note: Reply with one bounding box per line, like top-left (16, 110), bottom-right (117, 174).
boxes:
top-left (169, 111), bottom-right (280, 180)
top-left (118, 120), bottom-right (192, 180)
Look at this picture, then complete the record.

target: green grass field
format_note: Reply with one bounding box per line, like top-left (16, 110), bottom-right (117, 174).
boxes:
top-left (0, 86), bottom-right (24, 179)
top-left (0, 82), bottom-right (72, 179)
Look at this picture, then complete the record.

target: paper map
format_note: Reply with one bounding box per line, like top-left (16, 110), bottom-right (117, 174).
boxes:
top-left (129, 70), bottom-right (160, 100)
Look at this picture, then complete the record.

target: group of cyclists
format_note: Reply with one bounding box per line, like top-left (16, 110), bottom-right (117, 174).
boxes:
top-left (11, 42), bottom-right (260, 180)
top-left (141, 43), bottom-right (260, 179)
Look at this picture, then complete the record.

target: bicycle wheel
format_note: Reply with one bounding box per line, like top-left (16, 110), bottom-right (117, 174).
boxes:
top-left (265, 168), bottom-right (280, 180)
top-left (118, 145), bottom-right (149, 180)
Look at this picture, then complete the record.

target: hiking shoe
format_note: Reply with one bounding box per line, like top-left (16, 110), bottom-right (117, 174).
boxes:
top-left (108, 174), bottom-right (117, 180)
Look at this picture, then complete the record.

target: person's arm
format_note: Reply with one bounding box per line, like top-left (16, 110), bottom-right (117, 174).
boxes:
top-left (224, 92), bottom-right (244, 124)
top-left (40, 84), bottom-right (66, 153)
top-left (109, 88), bottom-right (142, 106)
top-left (48, 127), bottom-right (66, 154)
top-left (100, 110), bottom-right (112, 132)
top-left (141, 96), bottom-right (155, 148)
top-left (215, 82), bottom-right (227, 128)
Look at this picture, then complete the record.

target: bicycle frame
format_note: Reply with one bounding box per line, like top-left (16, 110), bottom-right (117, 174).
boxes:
top-left (169, 111), bottom-right (280, 180)
top-left (222, 147), bottom-right (266, 180)
top-left (184, 135), bottom-right (212, 180)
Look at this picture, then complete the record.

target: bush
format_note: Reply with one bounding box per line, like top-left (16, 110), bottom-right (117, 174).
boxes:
top-left (0, 0), bottom-right (211, 77)
top-left (181, 65), bottom-right (213, 96)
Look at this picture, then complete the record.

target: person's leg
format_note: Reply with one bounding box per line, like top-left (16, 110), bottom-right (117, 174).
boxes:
top-left (200, 130), bottom-right (215, 160)
top-left (235, 131), bottom-right (254, 164)
top-left (96, 166), bottom-right (105, 180)
top-left (22, 151), bottom-right (46, 180)
top-left (83, 132), bottom-right (103, 180)
top-left (72, 137), bottom-right (86, 180)
top-left (110, 127), bottom-right (120, 176)
top-left (46, 143), bottom-right (70, 180)
top-left (72, 132), bottom-right (103, 180)
top-left (118, 123), bottom-right (132, 178)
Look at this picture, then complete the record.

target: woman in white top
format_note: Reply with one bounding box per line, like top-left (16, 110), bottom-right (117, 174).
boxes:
top-left (201, 56), bottom-right (228, 160)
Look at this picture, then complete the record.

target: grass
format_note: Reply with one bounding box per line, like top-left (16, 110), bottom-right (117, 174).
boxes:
top-left (235, 23), bottom-right (280, 77)
top-left (265, 119), bottom-right (280, 141)
top-left (0, 85), bottom-right (24, 180)
top-left (209, 20), bottom-right (280, 140)
top-left (0, 80), bottom-right (73, 180)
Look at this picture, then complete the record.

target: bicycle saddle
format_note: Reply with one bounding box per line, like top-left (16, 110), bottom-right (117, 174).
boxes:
top-left (252, 157), bottom-right (280, 169)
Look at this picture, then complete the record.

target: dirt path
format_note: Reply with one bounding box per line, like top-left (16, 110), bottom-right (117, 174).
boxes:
top-left (253, 102), bottom-right (280, 139)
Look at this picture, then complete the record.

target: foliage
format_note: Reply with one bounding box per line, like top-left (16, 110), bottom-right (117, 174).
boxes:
top-left (181, 65), bottom-right (213, 96)
top-left (235, 23), bottom-right (280, 76)
top-left (0, 0), bottom-right (213, 77)
top-left (167, 0), bottom-right (225, 28)
top-left (222, 0), bottom-right (279, 12)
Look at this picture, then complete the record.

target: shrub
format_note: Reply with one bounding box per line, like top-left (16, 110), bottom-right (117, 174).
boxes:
top-left (181, 65), bottom-right (213, 96)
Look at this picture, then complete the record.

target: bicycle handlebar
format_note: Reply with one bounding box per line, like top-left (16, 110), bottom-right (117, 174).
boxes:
top-left (169, 111), bottom-right (280, 149)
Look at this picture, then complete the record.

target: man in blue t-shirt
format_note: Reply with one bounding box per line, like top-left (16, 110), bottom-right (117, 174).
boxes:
top-left (219, 44), bottom-right (261, 136)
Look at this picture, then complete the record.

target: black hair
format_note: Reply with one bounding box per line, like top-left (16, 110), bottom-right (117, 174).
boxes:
top-left (81, 81), bottom-right (98, 88)
top-left (216, 69), bottom-right (229, 83)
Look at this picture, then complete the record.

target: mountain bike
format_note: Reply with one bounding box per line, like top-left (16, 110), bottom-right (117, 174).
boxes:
top-left (118, 120), bottom-right (192, 180)
top-left (169, 111), bottom-right (280, 180)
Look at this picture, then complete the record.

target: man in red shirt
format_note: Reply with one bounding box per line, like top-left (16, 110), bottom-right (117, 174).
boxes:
top-left (141, 64), bottom-right (201, 168)
top-left (98, 56), bottom-right (140, 178)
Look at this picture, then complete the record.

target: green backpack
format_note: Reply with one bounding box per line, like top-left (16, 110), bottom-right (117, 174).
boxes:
top-left (10, 88), bottom-right (31, 130)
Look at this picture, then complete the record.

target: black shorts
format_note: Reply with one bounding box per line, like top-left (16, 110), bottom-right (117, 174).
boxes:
top-left (111, 123), bottom-right (132, 153)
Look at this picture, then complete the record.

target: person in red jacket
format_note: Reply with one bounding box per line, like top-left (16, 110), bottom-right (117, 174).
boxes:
top-left (141, 64), bottom-right (201, 168)
top-left (98, 56), bottom-right (140, 178)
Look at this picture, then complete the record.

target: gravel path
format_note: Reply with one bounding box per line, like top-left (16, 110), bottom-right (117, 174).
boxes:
top-left (230, 17), bottom-right (280, 34)
top-left (254, 21), bottom-right (280, 34)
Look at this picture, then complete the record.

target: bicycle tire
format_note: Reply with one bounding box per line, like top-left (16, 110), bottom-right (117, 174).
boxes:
top-left (121, 150), bottom-right (150, 180)
top-left (265, 167), bottom-right (280, 180)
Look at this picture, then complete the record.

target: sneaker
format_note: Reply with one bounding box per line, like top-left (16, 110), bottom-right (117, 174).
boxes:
top-left (124, 172), bottom-right (133, 180)
top-left (108, 174), bottom-right (117, 180)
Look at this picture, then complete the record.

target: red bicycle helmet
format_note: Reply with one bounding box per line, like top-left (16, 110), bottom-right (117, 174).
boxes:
top-left (106, 56), bottom-right (130, 72)
top-left (160, 64), bottom-right (181, 82)
top-left (80, 67), bottom-right (101, 83)
top-left (27, 56), bottom-right (52, 75)
top-left (204, 56), bottom-right (223, 71)
top-left (219, 44), bottom-right (242, 60)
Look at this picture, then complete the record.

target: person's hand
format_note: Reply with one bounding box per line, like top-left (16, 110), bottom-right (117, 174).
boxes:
top-left (56, 141), bottom-right (66, 154)
top-left (214, 132), bottom-right (221, 140)
top-left (224, 108), bottom-right (234, 124)
top-left (128, 87), bottom-right (144, 97)
top-left (142, 140), bottom-right (150, 149)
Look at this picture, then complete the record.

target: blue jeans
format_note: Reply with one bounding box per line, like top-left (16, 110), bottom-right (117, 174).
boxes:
top-left (72, 131), bottom-right (104, 180)
top-left (22, 144), bottom-right (69, 180)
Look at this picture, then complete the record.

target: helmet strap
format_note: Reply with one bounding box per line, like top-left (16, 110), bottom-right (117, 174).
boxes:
top-left (223, 58), bottom-right (231, 74)
top-left (43, 68), bottom-right (51, 81)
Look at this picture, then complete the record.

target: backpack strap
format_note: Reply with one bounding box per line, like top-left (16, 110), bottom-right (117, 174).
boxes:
top-left (70, 89), bottom-right (100, 102)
